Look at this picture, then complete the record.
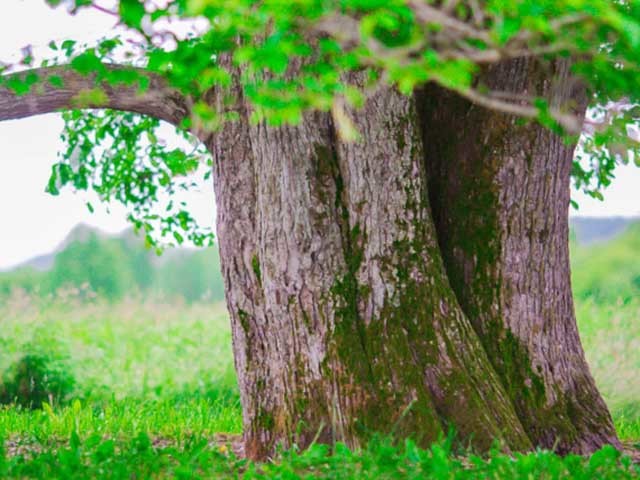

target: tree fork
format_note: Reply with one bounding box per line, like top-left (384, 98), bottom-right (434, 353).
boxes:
top-left (332, 86), bottom-right (531, 452)
top-left (418, 58), bottom-right (620, 454)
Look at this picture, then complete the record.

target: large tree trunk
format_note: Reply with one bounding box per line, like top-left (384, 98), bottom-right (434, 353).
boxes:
top-left (207, 59), bottom-right (619, 460)
top-left (419, 59), bottom-right (620, 454)
top-left (208, 73), bottom-right (532, 459)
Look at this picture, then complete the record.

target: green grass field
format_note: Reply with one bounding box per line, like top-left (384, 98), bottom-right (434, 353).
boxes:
top-left (0, 299), bottom-right (240, 440)
top-left (571, 222), bottom-right (640, 441)
top-left (577, 299), bottom-right (640, 441)
top-left (0, 225), bottom-right (638, 477)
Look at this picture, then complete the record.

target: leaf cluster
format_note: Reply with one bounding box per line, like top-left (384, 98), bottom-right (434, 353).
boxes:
top-left (51, 109), bottom-right (213, 248)
top-left (10, 0), bottom-right (640, 240)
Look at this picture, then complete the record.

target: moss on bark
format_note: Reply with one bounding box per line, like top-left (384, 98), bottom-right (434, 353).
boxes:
top-left (417, 60), bottom-right (619, 453)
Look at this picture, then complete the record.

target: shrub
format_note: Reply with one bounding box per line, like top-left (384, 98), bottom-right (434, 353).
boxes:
top-left (0, 348), bottom-right (75, 409)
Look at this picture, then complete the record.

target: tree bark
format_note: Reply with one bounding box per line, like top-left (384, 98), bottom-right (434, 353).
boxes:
top-left (206, 68), bottom-right (533, 459)
top-left (419, 58), bottom-right (620, 454)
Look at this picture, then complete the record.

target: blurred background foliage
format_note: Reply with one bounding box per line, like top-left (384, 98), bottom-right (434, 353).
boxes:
top-left (0, 225), bottom-right (225, 304)
top-left (571, 221), bottom-right (640, 304)
top-left (568, 218), bottom-right (640, 433)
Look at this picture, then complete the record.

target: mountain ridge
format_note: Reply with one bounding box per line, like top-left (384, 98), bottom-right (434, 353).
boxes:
top-left (6, 223), bottom-right (204, 273)
top-left (5, 216), bottom-right (639, 274)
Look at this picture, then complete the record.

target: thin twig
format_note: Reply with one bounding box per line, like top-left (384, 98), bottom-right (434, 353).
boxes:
top-left (452, 85), bottom-right (583, 134)
top-left (90, 2), bottom-right (119, 17)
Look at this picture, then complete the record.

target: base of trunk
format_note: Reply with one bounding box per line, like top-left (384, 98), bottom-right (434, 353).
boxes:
top-left (418, 59), bottom-right (620, 454)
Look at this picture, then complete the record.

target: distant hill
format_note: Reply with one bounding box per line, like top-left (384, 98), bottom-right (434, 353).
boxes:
top-left (4, 218), bottom-right (638, 302)
top-left (14, 224), bottom-right (113, 272)
top-left (11, 217), bottom-right (639, 274)
top-left (569, 216), bottom-right (639, 244)
top-left (13, 223), bottom-right (203, 272)
top-left (0, 224), bottom-right (225, 303)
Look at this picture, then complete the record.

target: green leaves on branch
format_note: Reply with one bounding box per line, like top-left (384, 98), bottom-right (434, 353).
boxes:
top-left (573, 103), bottom-right (640, 202)
top-left (47, 109), bottom-right (213, 249)
top-left (34, 0), bottom-right (640, 230)
top-left (40, 1), bottom-right (640, 121)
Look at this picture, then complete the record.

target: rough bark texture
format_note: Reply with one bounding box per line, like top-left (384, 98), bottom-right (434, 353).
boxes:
top-left (419, 58), bottom-right (620, 454)
top-left (332, 86), bottom-right (529, 452)
top-left (205, 63), bottom-right (535, 458)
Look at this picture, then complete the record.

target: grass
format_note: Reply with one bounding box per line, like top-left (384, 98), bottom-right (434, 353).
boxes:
top-left (0, 435), bottom-right (638, 479)
top-left (0, 295), bottom-right (637, 478)
top-left (577, 299), bottom-right (640, 441)
top-left (571, 223), bottom-right (640, 441)
top-left (0, 226), bottom-right (638, 477)
top-left (0, 297), bottom-right (241, 445)
top-left (0, 398), bottom-right (239, 444)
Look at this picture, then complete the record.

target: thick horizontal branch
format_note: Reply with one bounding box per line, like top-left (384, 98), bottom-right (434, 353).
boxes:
top-left (0, 65), bottom-right (189, 126)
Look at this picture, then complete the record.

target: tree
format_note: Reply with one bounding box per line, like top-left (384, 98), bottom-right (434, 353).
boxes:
top-left (50, 232), bottom-right (135, 300)
top-left (2, 0), bottom-right (639, 460)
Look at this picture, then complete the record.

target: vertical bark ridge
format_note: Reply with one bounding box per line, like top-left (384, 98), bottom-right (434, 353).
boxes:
top-left (335, 85), bottom-right (531, 450)
top-left (419, 58), bottom-right (620, 454)
top-left (249, 110), bottom-right (354, 452)
top-left (206, 58), bottom-right (382, 457)
top-left (206, 78), bottom-right (271, 458)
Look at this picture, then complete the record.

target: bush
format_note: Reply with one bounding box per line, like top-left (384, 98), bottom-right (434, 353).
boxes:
top-left (0, 348), bottom-right (75, 409)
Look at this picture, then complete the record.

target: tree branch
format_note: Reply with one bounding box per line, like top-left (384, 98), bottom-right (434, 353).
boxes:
top-left (0, 65), bottom-right (189, 126)
top-left (89, 2), bottom-right (119, 17)
top-left (452, 86), bottom-right (583, 134)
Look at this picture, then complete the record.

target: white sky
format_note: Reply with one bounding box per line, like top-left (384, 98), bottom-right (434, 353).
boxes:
top-left (0, 0), bottom-right (639, 269)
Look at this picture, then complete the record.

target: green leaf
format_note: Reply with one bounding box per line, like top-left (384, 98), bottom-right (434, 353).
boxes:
top-left (61, 40), bottom-right (76, 56)
top-left (5, 72), bottom-right (40, 96)
top-left (119, 0), bottom-right (146, 29)
top-left (48, 75), bottom-right (64, 88)
top-left (70, 50), bottom-right (105, 76)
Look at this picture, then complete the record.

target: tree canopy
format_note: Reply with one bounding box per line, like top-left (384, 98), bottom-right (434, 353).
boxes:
top-left (1, 0), bottom-right (640, 243)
